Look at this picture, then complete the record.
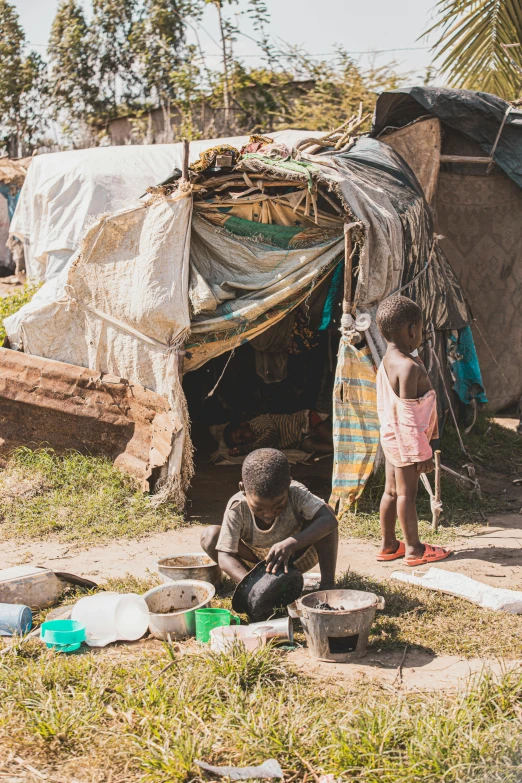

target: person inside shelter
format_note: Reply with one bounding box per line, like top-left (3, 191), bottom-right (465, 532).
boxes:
top-left (223, 410), bottom-right (333, 457)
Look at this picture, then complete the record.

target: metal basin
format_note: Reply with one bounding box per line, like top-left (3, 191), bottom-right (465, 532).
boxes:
top-left (156, 553), bottom-right (222, 589)
top-left (144, 580), bottom-right (215, 640)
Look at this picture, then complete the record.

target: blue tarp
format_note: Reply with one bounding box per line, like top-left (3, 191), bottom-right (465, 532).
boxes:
top-left (449, 326), bottom-right (488, 405)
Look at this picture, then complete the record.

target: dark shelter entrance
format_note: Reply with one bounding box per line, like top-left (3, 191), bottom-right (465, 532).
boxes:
top-left (184, 283), bottom-right (344, 525)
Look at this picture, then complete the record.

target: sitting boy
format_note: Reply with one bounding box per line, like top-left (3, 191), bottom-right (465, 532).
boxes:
top-left (375, 295), bottom-right (452, 566)
top-left (201, 448), bottom-right (338, 588)
top-left (223, 410), bottom-right (333, 457)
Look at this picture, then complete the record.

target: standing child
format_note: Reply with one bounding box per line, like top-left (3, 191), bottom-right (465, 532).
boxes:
top-left (201, 448), bottom-right (338, 589)
top-left (375, 295), bottom-right (452, 566)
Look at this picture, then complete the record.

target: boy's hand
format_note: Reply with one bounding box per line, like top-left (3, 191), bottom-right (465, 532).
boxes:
top-left (417, 458), bottom-right (434, 473)
top-left (228, 447), bottom-right (240, 456)
top-left (266, 537), bottom-right (298, 574)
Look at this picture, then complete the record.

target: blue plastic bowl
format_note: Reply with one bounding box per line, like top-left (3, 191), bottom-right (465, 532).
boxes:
top-left (41, 619), bottom-right (86, 652)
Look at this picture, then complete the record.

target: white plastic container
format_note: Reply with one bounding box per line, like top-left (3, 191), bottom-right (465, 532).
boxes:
top-left (210, 624), bottom-right (270, 654)
top-left (71, 592), bottom-right (149, 647)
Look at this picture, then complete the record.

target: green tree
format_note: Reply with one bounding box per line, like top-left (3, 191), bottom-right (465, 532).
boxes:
top-left (283, 49), bottom-right (403, 132)
top-left (0, 0), bottom-right (47, 155)
top-left (130, 0), bottom-right (193, 140)
top-left (48, 0), bottom-right (99, 140)
top-left (89, 0), bottom-right (139, 116)
top-left (425, 0), bottom-right (522, 99)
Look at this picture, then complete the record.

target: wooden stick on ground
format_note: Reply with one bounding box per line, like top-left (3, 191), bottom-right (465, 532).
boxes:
top-left (432, 449), bottom-right (442, 530)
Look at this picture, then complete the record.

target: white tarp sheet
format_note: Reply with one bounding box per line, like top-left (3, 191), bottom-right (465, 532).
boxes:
top-left (7, 187), bottom-right (193, 503)
top-left (392, 567), bottom-right (522, 613)
top-left (10, 131), bottom-right (317, 281)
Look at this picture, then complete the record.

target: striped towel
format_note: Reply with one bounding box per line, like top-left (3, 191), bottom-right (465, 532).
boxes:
top-left (329, 340), bottom-right (380, 512)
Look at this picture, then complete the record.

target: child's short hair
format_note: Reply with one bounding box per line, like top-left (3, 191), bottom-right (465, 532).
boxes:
top-left (242, 448), bottom-right (290, 498)
top-left (376, 295), bottom-right (422, 341)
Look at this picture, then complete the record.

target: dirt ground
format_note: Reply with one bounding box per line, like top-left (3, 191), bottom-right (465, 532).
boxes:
top-left (3, 443), bottom-right (522, 692)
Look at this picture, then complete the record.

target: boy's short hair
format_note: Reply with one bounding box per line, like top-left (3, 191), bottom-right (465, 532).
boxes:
top-left (242, 448), bottom-right (291, 498)
top-left (376, 295), bottom-right (422, 341)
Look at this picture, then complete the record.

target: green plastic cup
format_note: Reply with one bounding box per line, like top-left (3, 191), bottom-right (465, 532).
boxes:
top-left (195, 608), bottom-right (240, 644)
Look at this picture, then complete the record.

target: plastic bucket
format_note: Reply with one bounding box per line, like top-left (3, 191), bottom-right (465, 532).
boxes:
top-left (0, 603), bottom-right (32, 637)
top-left (209, 625), bottom-right (269, 654)
top-left (41, 619), bottom-right (86, 652)
top-left (195, 608), bottom-right (240, 644)
top-left (71, 593), bottom-right (150, 647)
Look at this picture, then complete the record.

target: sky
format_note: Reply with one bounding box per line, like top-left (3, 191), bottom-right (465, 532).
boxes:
top-left (12, 0), bottom-right (442, 81)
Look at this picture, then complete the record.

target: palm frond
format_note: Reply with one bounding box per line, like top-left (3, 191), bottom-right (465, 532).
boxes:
top-left (425, 0), bottom-right (522, 98)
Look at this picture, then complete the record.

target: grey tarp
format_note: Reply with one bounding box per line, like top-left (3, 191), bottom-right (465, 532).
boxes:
top-left (372, 87), bottom-right (522, 189)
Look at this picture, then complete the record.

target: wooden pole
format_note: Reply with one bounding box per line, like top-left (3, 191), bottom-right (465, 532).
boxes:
top-left (432, 449), bottom-right (442, 530)
top-left (343, 225), bottom-right (353, 315)
top-left (440, 155), bottom-right (492, 164)
top-left (181, 139), bottom-right (189, 182)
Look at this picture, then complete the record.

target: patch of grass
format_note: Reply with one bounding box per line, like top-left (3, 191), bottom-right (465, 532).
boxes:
top-left (335, 571), bottom-right (522, 658)
top-left (0, 641), bottom-right (521, 782)
top-left (0, 279), bottom-right (42, 342)
top-left (340, 469), bottom-right (491, 544)
top-left (0, 447), bottom-right (184, 543)
top-left (444, 413), bottom-right (522, 476)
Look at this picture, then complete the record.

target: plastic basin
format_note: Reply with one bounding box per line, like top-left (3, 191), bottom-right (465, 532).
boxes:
top-left (41, 619), bottom-right (86, 652)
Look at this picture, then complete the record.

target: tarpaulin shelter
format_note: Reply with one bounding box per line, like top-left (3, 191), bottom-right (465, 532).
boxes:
top-left (373, 87), bottom-right (522, 411)
top-left (0, 156), bottom-right (31, 269)
top-left (9, 132), bottom-right (312, 283)
top-left (4, 125), bottom-right (473, 509)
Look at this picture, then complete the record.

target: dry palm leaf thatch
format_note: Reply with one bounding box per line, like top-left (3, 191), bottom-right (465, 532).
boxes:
top-left (294, 103), bottom-right (371, 154)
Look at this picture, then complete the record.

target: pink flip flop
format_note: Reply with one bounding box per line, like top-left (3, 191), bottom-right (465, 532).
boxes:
top-left (404, 543), bottom-right (452, 567)
top-left (377, 541), bottom-right (406, 561)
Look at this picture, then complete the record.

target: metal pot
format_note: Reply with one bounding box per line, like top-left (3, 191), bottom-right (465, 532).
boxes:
top-left (292, 589), bottom-right (385, 663)
top-left (156, 553), bottom-right (222, 589)
top-left (144, 580), bottom-right (215, 641)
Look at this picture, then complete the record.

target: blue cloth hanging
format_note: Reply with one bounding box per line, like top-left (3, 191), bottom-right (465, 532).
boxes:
top-left (318, 260), bottom-right (343, 330)
top-left (0, 183), bottom-right (20, 222)
top-left (449, 326), bottom-right (488, 405)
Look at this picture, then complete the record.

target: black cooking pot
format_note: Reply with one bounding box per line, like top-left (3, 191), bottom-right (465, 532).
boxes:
top-left (232, 560), bottom-right (304, 622)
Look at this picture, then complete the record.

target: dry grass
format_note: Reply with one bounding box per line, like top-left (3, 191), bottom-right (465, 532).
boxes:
top-left (335, 571), bottom-right (522, 659)
top-left (0, 640), bottom-right (521, 783)
top-left (29, 570), bottom-right (522, 662)
top-left (340, 415), bottom-right (519, 544)
top-left (0, 447), bottom-right (184, 543)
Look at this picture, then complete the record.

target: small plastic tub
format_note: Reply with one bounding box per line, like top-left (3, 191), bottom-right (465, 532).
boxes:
top-left (41, 619), bottom-right (86, 652)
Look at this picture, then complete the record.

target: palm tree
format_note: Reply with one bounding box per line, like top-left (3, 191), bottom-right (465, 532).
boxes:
top-left (425, 0), bottom-right (522, 99)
